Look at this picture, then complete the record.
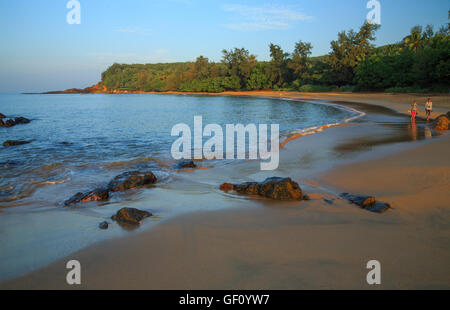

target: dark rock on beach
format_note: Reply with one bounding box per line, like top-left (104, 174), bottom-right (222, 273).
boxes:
top-left (339, 193), bottom-right (391, 213)
top-left (99, 221), bottom-right (109, 230)
top-left (433, 114), bottom-right (449, 131)
top-left (111, 207), bottom-right (152, 225)
top-left (176, 160), bottom-right (197, 169)
top-left (64, 188), bottom-right (110, 206)
top-left (3, 140), bottom-right (31, 147)
top-left (107, 171), bottom-right (157, 192)
top-left (220, 177), bottom-right (304, 201)
top-left (0, 119), bottom-right (4, 127)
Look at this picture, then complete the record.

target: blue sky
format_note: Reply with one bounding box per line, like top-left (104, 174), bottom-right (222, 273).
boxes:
top-left (0, 0), bottom-right (448, 92)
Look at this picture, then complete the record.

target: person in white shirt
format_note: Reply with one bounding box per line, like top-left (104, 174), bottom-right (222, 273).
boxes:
top-left (425, 98), bottom-right (433, 121)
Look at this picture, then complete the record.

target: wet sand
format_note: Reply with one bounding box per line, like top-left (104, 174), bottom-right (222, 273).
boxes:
top-left (2, 133), bottom-right (449, 290)
top-left (1, 92), bottom-right (449, 289)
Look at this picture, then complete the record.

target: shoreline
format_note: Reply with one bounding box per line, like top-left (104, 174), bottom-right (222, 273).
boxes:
top-left (1, 91), bottom-right (449, 289)
top-left (40, 90), bottom-right (450, 119)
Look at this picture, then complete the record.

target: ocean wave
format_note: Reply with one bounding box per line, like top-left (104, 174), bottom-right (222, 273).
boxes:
top-left (104, 156), bottom-right (173, 169)
top-left (279, 99), bottom-right (366, 148)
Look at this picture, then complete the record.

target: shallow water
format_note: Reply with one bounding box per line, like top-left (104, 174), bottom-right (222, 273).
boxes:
top-left (0, 93), bottom-right (437, 282)
top-left (0, 94), bottom-right (356, 206)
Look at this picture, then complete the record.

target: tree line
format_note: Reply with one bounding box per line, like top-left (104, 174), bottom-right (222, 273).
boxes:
top-left (101, 17), bottom-right (449, 93)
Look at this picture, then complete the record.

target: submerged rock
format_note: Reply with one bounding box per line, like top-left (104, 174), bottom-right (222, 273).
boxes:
top-left (339, 193), bottom-right (391, 213)
top-left (434, 115), bottom-right (449, 131)
top-left (0, 116), bottom-right (31, 128)
top-left (111, 207), bottom-right (152, 225)
top-left (14, 117), bottom-right (31, 124)
top-left (0, 113), bottom-right (5, 119)
top-left (220, 177), bottom-right (304, 201)
top-left (323, 198), bottom-right (335, 205)
top-left (4, 119), bottom-right (15, 127)
top-left (0, 160), bottom-right (21, 168)
top-left (64, 193), bottom-right (86, 206)
top-left (64, 188), bottom-right (110, 206)
top-left (99, 221), bottom-right (109, 230)
top-left (220, 183), bottom-right (235, 192)
top-left (340, 193), bottom-right (375, 208)
top-left (3, 140), bottom-right (30, 147)
top-left (107, 171), bottom-right (157, 192)
top-left (176, 160), bottom-right (197, 169)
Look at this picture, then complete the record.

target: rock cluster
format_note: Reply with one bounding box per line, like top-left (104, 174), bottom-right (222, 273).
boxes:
top-left (220, 177), bottom-right (304, 201)
top-left (65, 171), bottom-right (157, 206)
top-left (339, 193), bottom-right (391, 213)
top-left (0, 115), bottom-right (31, 128)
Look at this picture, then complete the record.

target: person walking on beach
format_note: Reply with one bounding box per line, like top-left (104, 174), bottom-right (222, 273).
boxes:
top-left (425, 98), bottom-right (433, 121)
top-left (410, 101), bottom-right (418, 121)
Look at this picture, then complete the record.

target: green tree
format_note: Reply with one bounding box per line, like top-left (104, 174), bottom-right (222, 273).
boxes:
top-left (327, 22), bottom-right (380, 85)
top-left (221, 48), bottom-right (257, 89)
top-left (246, 64), bottom-right (272, 90)
top-left (268, 43), bottom-right (290, 87)
top-left (403, 25), bottom-right (424, 52)
top-left (194, 56), bottom-right (210, 80)
top-left (289, 40), bottom-right (313, 82)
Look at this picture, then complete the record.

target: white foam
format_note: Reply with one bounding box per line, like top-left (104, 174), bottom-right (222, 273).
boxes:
top-left (277, 98), bottom-right (366, 139)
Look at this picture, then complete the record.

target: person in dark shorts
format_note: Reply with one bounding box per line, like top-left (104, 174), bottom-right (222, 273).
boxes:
top-left (425, 98), bottom-right (433, 121)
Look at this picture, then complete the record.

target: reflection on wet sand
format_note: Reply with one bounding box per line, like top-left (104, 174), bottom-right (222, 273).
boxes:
top-left (334, 119), bottom-right (437, 155)
top-left (408, 119), bottom-right (418, 141)
top-left (424, 126), bottom-right (432, 139)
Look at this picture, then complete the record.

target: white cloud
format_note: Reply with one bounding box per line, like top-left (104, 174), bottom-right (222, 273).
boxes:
top-left (221, 3), bottom-right (313, 31)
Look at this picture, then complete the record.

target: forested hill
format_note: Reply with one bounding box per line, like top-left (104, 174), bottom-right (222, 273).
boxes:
top-left (98, 21), bottom-right (449, 94)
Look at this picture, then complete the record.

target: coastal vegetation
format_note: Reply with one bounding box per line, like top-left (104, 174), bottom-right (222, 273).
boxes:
top-left (100, 18), bottom-right (450, 94)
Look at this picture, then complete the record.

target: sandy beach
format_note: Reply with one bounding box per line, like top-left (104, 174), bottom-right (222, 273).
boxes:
top-left (1, 92), bottom-right (449, 290)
